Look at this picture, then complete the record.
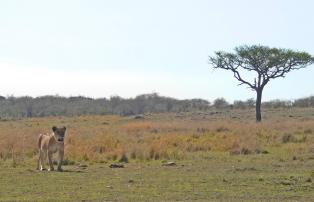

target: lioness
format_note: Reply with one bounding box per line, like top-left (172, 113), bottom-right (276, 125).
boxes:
top-left (37, 126), bottom-right (66, 171)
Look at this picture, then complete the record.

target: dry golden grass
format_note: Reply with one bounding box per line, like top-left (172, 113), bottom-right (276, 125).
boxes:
top-left (2, 109), bottom-right (314, 202)
top-left (1, 108), bottom-right (314, 164)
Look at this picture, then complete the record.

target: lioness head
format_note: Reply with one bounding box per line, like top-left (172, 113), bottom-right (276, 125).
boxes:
top-left (52, 126), bottom-right (66, 142)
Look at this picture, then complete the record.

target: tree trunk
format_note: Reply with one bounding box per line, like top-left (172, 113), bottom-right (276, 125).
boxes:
top-left (255, 88), bottom-right (263, 122)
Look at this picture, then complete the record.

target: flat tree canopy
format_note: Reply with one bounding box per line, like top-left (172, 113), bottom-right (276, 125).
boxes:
top-left (209, 45), bottom-right (314, 121)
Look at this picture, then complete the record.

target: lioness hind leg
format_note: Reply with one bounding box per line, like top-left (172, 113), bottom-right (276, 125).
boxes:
top-left (40, 151), bottom-right (47, 171)
top-left (37, 150), bottom-right (41, 170)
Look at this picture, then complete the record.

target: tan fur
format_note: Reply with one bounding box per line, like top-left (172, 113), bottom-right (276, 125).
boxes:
top-left (37, 126), bottom-right (66, 171)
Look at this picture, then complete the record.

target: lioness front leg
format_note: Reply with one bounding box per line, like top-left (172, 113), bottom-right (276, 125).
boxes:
top-left (48, 151), bottom-right (54, 171)
top-left (57, 150), bottom-right (64, 172)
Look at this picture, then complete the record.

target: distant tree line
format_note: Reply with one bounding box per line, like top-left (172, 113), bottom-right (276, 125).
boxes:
top-left (0, 93), bottom-right (210, 118)
top-left (0, 93), bottom-right (313, 118)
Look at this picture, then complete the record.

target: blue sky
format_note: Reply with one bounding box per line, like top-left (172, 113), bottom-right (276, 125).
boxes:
top-left (0, 0), bottom-right (313, 101)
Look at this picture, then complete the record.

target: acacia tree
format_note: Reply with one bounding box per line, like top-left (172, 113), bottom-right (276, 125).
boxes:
top-left (209, 45), bottom-right (314, 122)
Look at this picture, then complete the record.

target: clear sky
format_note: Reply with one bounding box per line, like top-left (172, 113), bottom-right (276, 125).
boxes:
top-left (0, 0), bottom-right (313, 102)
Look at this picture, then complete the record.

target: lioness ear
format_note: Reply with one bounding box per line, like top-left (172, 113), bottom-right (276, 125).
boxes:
top-left (52, 126), bottom-right (57, 132)
top-left (63, 126), bottom-right (66, 131)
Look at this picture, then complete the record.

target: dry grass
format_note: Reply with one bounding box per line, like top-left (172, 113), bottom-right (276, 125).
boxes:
top-left (1, 109), bottom-right (314, 201)
top-left (1, 108), bottom-right (314, 164)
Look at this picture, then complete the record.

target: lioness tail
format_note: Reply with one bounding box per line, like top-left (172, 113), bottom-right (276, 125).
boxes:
top-left (38, 134), bottom-right (43, 149)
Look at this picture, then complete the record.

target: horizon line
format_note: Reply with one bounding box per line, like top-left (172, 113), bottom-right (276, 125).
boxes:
top-left (1, 92), bottom-right (313, 103)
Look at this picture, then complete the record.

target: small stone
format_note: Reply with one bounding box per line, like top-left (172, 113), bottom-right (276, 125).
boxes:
top-left (162, 161), bottom-right (177, 167)
top-left (280, 180), bottom-right (292, 186)
top-left (109, 164), bottom-right (124, 168)
top-left (78, 164), bottom-right (88, 168)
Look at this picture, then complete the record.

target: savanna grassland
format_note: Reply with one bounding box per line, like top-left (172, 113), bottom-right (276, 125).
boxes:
top-left (1, 108), bottom-right (314, 201)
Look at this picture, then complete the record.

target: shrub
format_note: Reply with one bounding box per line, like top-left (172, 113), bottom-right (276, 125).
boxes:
top-left (119, 154), bottom-right (129, 163)
top-left (282, 133), bottom-right (295, 143)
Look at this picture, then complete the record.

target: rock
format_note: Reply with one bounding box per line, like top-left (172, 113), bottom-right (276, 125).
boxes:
top-left (162, 161), bottom-right (177, 167)
top-left (78, 164), bottom-right (88, 169)
top-left (280, 180), bottom-right (292, 186)
top-left (305, 178), bottom-right (312, 183)
top-left (109, 164), bottom-right (124, 168)
top-left (134, 115), bottom-right (144, 119)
